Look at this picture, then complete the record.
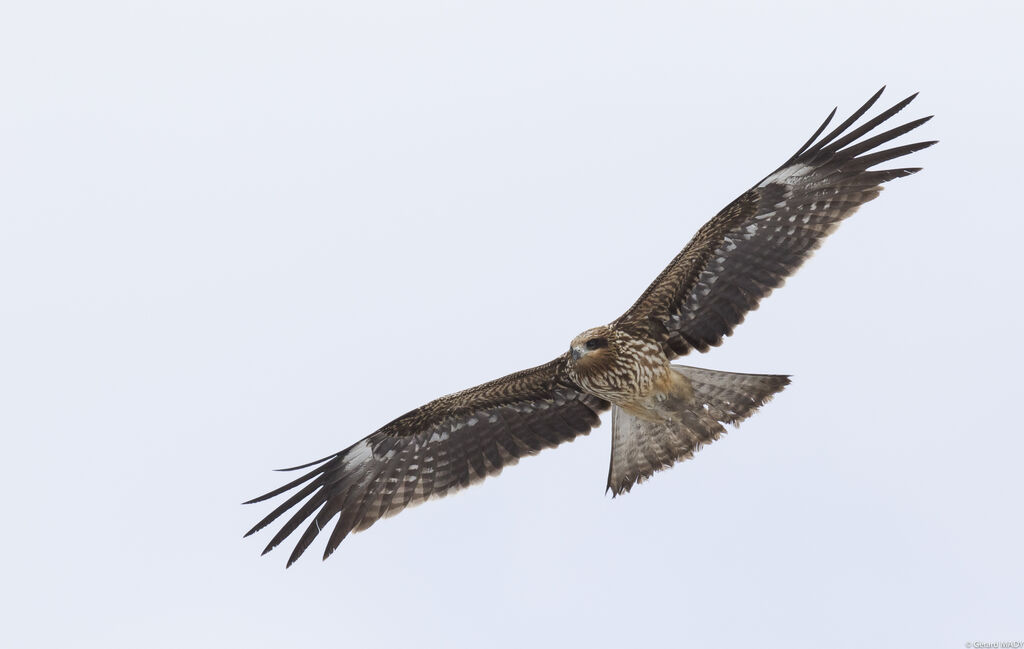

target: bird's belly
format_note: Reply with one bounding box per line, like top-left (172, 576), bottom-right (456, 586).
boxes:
top-left (604, 367), bottom-right (695, 422)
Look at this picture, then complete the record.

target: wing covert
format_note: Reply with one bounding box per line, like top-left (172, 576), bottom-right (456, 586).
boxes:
top-left (244, 355), bottom-right (608, 566)
top-left (616, 88), bottom-right (936, 357)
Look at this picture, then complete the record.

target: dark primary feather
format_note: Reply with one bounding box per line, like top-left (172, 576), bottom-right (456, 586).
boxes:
top-left (245, 88), bottom-right (933, 565)
top-left (616, 87), bottom-right (936, 357)
top-left (244, 356), bottom-right (608, 567)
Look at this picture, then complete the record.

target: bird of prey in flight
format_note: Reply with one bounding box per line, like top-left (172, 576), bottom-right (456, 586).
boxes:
top-left (245, 88), bottom-right (934, 566)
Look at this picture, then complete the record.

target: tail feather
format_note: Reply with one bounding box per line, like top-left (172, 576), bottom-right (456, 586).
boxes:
top-left (607, 365), bottom-right (789, 496)
top-left (674, 365), bottom-right (791, 424)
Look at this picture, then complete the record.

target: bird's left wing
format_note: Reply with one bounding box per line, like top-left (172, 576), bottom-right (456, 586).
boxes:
top-left (615, 88), bottom-right (935, 358)
top-left (244, 355), bottom-right (607, 566)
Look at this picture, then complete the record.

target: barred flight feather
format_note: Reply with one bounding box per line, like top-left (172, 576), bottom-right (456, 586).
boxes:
top-left (616, 87), bottom-right (935, 357)
top-left (245, 87), bottom-right (933, 565)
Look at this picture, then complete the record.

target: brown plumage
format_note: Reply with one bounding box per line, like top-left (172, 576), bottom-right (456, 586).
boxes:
top-left (245, 87), bottom-right (935, 566)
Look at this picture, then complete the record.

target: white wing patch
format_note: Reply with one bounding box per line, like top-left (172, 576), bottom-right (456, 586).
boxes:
top-left (343, 439), bottom-right (373, 471)
top-left (758, 162), bottom-right (813, 188)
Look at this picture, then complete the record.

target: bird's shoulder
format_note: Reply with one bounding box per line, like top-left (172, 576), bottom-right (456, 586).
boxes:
top-left (379, 353), bottom-right (583, 438)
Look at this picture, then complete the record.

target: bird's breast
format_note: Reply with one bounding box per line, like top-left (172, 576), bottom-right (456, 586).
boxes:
top-left (570, 335), bottom-right (675, 408)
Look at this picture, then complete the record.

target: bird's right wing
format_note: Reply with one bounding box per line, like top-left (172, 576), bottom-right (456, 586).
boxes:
top-left (244, 355), bottom-right (608, 566)
top-left (616, 88), bottom-right (936, 358)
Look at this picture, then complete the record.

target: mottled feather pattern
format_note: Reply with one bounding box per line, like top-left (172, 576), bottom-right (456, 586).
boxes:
top-left (607, 366), bottom-right (790, 495)
top-left (244, 357), bottom-right (608, 566)
top-left (617, 87), bottom-right (935, 357)
top-left (567, 330), bottom-right (669, 403)
top-left (609, 405), bottom-right (726, 496)
top-left (245, 88), bottom-right (932, 565)
top-left (677, 365), bottom-right (790, 425)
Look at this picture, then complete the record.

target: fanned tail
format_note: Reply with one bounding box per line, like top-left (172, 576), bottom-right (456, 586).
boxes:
top-left (607, 365), bottom-right (789, 495)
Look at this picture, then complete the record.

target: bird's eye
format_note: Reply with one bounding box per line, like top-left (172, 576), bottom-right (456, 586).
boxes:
top-left (584, 337), bottom-right (608, 351)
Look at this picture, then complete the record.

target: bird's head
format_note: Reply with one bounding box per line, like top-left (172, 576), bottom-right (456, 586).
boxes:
top-left (568, 325), bottom-right (617, 371)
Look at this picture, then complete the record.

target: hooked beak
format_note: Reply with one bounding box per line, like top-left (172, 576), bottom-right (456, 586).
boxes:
top-left (571, 347), bottom-right (582, 361)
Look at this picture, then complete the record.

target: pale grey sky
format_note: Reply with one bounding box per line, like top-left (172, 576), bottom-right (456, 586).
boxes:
top-left (2, 1), bottom-right (1022, 648)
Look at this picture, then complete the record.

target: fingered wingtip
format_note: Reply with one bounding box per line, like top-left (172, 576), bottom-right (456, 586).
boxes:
top-left (898, 90), bottom-right (921, 107)
top-left (244, 516), bottom-right (273, 538)
top-left (242, 491), bottom-right (277, 505)
top-left (901, 140), bottom-right (939, 158)
top-left (274, 452), bottom-right (338, 472)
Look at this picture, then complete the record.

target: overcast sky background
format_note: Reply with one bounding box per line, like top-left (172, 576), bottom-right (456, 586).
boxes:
top-left (2, 1), bottom-right (1022, 647)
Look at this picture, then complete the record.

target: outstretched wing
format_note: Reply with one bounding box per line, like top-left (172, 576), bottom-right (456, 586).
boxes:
top-left (616, 88), bottom-right (936, 357)
top-left (244, 356), bottom-right (608, 566)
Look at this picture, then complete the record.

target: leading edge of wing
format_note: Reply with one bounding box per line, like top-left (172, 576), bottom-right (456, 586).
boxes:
top-left (243, 356), bottom-right (609, 566)
top-left (615, 87), bottom-right (935, 350)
